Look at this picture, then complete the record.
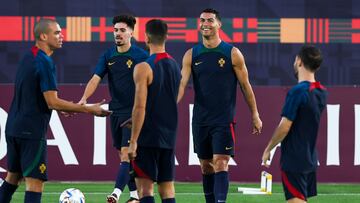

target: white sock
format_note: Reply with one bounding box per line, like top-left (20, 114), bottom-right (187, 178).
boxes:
top-left (130, 190), bottom-right (139, 199)
top-left (112, 188), bottom-right (122, 198)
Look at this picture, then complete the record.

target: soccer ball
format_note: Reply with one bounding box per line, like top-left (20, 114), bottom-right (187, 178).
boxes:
top-left (59, 188), bottom-right (85, 203)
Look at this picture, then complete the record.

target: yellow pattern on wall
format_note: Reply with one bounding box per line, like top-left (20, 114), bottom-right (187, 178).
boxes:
top-left (280, 18), bottom-right (305, 43)
top-left (66, 17), bottom-right (91, 41)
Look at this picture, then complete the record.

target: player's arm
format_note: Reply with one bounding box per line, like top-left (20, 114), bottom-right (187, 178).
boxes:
top-left (262, 117), bottom-right (293, 167)
top-left (177, 48), bottom-right (192, 103)
top-left (43, 91), bottom-right (111, 117)
top-left (128, 62), bottom-right (153, 159)
top-left (78, 75), bottom-right (101, 105)
top-left (232, 47), bottom-right (262, 134)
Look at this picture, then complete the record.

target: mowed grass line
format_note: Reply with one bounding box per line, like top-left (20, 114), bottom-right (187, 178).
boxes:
top-left (9, 182), bottom-right (360, 203)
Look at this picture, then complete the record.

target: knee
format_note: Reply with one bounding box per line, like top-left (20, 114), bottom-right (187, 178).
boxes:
top-left (158, 182), bottom-right (175, 199)
top-left (136, 179), bottom-right (154, 198)
top-left (25, 177), bottom-right (44, 192)
top-left (200, 163), bottom-right (214, 174)
top-left (5, 172), bottom-right (22, 185)
top-left (158, 189), bottom-right (175, 199)
top-left (213, 157), bottom-right (229, 172)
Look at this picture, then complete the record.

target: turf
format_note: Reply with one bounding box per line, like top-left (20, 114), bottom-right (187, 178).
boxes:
top-left (8, 182), bottom-right (360, 202)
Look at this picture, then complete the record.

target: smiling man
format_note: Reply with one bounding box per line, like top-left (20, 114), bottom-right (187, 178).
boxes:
top-left (177, 8), bottom-right (263, 203)
top-left (78, 15), bottom-right (148, 203)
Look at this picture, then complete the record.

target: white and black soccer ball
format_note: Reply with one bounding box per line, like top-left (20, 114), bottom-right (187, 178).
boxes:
top-left (59, 188), bottom-right (85, 203)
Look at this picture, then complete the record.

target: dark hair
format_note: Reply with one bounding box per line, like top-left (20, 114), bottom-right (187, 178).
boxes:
top-left (201, 8), bottom-right (221, 21)
top-left (297, 45), bottom-right (323, 72)
top-left (145, 19), bottom-right (168, 45)
top-left (112, 15), bottom-right (136, 30)
top-left (34, 18), bottom-right (58, 40)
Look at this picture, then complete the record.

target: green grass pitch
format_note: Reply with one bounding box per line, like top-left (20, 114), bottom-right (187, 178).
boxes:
top-left (8, 182), bottom-right (360, 202)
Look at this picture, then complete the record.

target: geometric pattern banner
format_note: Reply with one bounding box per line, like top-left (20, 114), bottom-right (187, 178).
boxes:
top-left (306, 18), bottom-right (329, 43)
top-left (1, 16), bottom-right (359, 43)
top-left (258, 18), bottom-right (280, 43)
top-left (281, 18), bottom-right (305, 43)
top-left (353, 19), bottom-right (360, 43)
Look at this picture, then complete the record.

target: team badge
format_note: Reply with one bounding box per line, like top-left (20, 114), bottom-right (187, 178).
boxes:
top-left (126, 59), bottom-right (133, 68)
top-left (39, 163), bottom-right (46, 174)
top-left (218, 58), bottom-right (225, 68)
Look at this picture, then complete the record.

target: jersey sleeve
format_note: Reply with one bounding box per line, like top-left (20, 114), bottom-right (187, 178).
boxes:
top-left (281, 89), bottom-right (305, 121)
top-left (38, 59), bottom-right (57, 92)
top-left (94, 52), bottom-right (108, 78)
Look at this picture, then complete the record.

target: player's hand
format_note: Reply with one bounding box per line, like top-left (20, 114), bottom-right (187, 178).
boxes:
top-left (124, 123), bottom-right (132, 129)
top-left (120, 118), bottom-right (132, 129)
top-left (78, 98), bottom-right (87, 105)
top-left (128, 141), bottom-right (137, 160)
top-left (252, 115), bottom-right (262, 135)
top-left (58, 110), bottom-right (76, 117)
top-left (59, 101), bottom-right (77, 117)
top-left (87, 99), bottom-right (112, 117)
top-left (261, 150), bottom-right (271, 168)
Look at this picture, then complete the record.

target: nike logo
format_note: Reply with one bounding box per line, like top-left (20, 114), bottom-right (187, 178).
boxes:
top-left (225, 147), bottom-right (232, 150)
top-left (108, 61), bottom-right (116, 66)
top-left (194, 61), bottom-right (203, 66)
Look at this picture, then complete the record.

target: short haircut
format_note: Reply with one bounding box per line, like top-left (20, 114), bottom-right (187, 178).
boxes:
top-left (297, 45), bottom-right (323, 72)
top-left (33, 18), bottom-right (58, 40)
top-left (112, 15), bottom-right (136, 30)
top-left (201, 8), bottom-right (221, 21)
top-left (145, 19), bottom-right (168, 45)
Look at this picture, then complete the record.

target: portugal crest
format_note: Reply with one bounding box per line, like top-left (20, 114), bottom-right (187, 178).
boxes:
top-left (218, 58), bottom-right (225, 68)
top-left (126, 59), bottom-right (133, 68)
top-left (39, 163), bottom-right (46, 174)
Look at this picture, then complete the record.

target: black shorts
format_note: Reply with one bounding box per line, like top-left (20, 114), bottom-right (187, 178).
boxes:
top-left (281, 170), bottom-right (317, 201)
top-left (110, 115), bottom-right (131, 149)
top-left (192, 123), bottom-right (235, 159)
top-left (6, 136), bottom-right (48, 181)
top-left (132, 147), bottom-right (175, 183)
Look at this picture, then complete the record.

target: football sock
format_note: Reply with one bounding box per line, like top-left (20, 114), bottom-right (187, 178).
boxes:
top-left (214, 171), bottom-right (229, 203)
top-left (115, 162), bottom-right (130, 191)
top-left (162, 198), bottom-right (176, 203)
top-left (202, 173), bottom-right (215, 203)
top-left (130, 190), bottom-right (139, 199)
top-left (24, 191), bottom-right (42, 203)
top-left (0, 181), bottom-right (18, 203)
top-left (128, 164), bottom-right (138, 199)
top-left (140, 196), bottom-right (155, 203)
top-left (112, 188), bottom-right (122, 199)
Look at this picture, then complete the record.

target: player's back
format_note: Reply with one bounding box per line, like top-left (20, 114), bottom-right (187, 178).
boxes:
top-left (138, 53), bottom-right (181, 149)
top-left (191, 41), bottom-right (237, 126)
top-left (281, 81), bottom-right (328, 172)
top-left (5, 46), bottom-right (57, 139)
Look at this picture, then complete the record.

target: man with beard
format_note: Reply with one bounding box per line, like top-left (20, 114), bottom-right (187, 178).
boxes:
top-left (0, 18), bottom-right (110, 203)
top-left (79, 15), bottom-right (148, 203)
top-left (262, 45), bottom-right (327, 203)
top-left (177, 8), bottom-right (263, 203)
